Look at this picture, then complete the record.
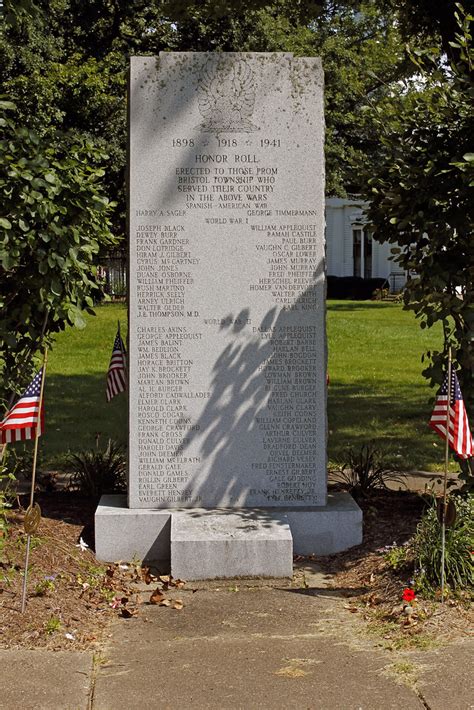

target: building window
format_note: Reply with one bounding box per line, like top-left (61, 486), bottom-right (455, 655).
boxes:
top-left (352, 227), bottom-right (372, 278)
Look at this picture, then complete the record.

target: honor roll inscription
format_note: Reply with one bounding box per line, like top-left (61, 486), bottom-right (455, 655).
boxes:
top-left (129, 52), bottom-right (326, 508)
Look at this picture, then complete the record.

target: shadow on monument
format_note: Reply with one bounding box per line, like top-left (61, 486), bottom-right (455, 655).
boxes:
top-left (131, 55), bottom-right (246, 211)
top-left (173, 271), bottom-right (326, 516)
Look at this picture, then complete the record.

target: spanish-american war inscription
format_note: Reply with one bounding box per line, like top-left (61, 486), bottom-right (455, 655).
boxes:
top-left (129, 53), bottom-right (326, 509)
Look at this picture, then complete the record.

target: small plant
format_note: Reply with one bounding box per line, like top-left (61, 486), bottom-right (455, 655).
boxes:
top-left (0, 453), bottom-right (17, 561)
top-left (5, 447), bottom-right (33, 482)
top-left (44, 615), bottom-right (61, 635)
top-left (458, 458), bottom-right (474, 495)
top-left (332, 443), bottom-right (405, 497)
top-left (384, 545), bottom-right (410, 571)
top-left (413, 495), bottom-right (473, 593)
top-left (67, 440), bottom-right (126, 499)
top-left (34, 576), bottom-right (56, 597)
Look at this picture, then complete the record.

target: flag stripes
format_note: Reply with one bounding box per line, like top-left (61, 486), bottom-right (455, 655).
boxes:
top-left (429, 371), bottom-right (473, 459)
top-left (106, 330), bottom-right (127, 402)
top-left (0, 369), bottom-right (45, 444)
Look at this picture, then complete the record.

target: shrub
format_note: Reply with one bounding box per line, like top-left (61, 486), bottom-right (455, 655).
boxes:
top-left (326, 276), bottom-right (388, 300)
top-left (413, 495), bottom-right (474, 593)
top-left (67, 440), bottom-right (126, 499)
top-left (0, 454), bottom-right (16, 561)
top-left (332, 442), bottom-right (405, 497)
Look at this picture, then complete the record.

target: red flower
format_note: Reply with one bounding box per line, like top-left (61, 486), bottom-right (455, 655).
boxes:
top-left (402, 588), bottom-right (416, 602)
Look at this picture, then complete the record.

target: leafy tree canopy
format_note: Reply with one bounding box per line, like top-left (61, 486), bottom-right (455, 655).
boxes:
top-left (0, 0), bottom-right (418, 229)
top-left (363, 5), bottom-right (474, 462)
top-left (0, 100), bottom-right (116, 400)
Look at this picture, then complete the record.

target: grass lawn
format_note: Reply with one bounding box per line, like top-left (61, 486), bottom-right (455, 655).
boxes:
top-left (41, 302), bottom-right (128, 466)
top-left (36, 300), bottom-right (445, 471)
top-left (327, 300), bottom-right (444, 472)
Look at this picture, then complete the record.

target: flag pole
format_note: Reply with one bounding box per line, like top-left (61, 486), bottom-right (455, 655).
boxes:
top-left (440, 346), bottom-right (452, 604)
top-left (21, 348), bottom-right (48, 614)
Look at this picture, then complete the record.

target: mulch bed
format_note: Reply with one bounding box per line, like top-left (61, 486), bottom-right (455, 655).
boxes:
top-left (1, 488), bottom-right (472, 650)
top-left (0, 493), bottom-right (143, 650)
top-left (317, 490), bottom-right (473, 646)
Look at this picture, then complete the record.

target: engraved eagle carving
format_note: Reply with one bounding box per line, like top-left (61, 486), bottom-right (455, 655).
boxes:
top-left (196, 60), bottom-right (258, 133)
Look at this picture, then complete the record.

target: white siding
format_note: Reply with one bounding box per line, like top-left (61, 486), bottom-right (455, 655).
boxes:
top-left (325, 196), bottom-right (406, 290)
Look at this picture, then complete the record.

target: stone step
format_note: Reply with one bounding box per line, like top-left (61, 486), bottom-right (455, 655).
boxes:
top-left (170, 510), bottom-right (293, 580)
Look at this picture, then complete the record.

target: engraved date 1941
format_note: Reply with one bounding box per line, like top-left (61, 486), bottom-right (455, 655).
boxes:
top-left (260, 138), bottom-right (281, 147)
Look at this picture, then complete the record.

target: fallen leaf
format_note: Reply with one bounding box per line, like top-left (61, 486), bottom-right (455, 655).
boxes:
top-left (366, 594), bottom-right (381, 607)
top-left (159, 575), bottom-right (170, 584)
top-left (121, 607), bottom-right (138, 618)
top-left (149, 588), bottom-right (165, 605)
top-left (275, 666), bottom-right (308, 678)
top-left (142, 567), bottom-right (156, 585)
top-left (172, 599), bottom-right (184, 610)
top-left (159, 599), bottom-right (171, 607)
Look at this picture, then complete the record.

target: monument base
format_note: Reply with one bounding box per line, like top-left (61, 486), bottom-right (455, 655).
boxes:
top-left (95, 493), bottom-right (362, 579)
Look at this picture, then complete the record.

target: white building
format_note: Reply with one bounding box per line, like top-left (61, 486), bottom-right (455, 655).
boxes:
top-left (325, 196), bottom-right (406, 292)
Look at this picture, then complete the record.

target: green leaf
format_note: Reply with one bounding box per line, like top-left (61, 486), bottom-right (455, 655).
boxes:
top-left (0, 217), bottom-right (12, 229)
top-left (51, 278), bottom-right (62, 296)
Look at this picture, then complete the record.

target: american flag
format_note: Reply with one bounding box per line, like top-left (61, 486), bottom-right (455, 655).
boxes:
top-left (0, 369), bottom-right (45, 444)
top-left (429, 370), bottom-right (473, 459)
top-left (106, 329), bottom-right (127, 402)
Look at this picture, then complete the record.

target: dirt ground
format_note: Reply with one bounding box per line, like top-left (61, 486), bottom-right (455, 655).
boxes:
top-left (0, 488), bottom-right (472, 651)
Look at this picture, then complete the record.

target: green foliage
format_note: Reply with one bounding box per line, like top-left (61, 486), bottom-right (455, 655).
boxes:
top-left (67, 440), bottom-right (126, 499)
top-left (0, 100), bottom-right (116, 401)
top-left (363, 6), bottom-right (474, 429)
top-left (44, 615), bottom-right (61, 634)
top-left (0, 459), bottom-right (16, 562)
top-left (413, 495), bottom-right (474, 593)
top-left (34, 576), bottom-right (56, 596)
top-left (0, 1), bottom-right (419, 211)
top-left (332, 442), bottom-right (405, 496)
top-left (384, 544), bottom-right (410, 571)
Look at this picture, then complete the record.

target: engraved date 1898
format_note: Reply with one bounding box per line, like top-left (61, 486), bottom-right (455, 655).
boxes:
top-left (172, 138), bottom-right (195, 147)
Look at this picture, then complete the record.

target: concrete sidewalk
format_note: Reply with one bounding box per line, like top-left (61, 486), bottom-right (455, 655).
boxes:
top-left (1, 580), bottom-right (472, 710)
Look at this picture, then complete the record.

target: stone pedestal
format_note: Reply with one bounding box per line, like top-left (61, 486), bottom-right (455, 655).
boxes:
top-left (95, 493), bottom-right (362, 577)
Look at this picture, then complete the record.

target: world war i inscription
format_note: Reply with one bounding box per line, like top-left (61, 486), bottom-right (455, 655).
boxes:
top-left (129, 52), bottom-right (326, 509)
